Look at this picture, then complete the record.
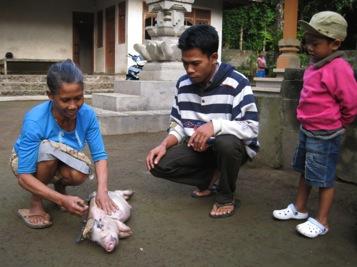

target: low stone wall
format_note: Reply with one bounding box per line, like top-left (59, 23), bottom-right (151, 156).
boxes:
top-left (0, 74), bottom-right (120, 95)
top-left (222, 49), bottom-right (254, 68)
top-left (252, 69), bottom-right (357, 183)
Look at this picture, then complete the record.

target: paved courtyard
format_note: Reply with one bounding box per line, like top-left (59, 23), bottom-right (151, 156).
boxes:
top-left (1, 100), bottom-right (357, 267)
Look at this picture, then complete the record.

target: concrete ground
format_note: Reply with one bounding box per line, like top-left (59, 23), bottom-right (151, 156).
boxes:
top-left (1, 100), bottom-right (357, 267)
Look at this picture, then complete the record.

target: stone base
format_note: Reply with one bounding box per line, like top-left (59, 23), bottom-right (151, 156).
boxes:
top-left (139, 62), bottom-right (185, 81)
top-left (276, 52), bottom-right (300, 69)
top-left (92, 79), bottom-right (177, 135)
top-left (94, 108), bottom-right (170, 135)
top-left (253, 77), bottom-right (283, 92)
top-left (114, 80), bottom-right (176, 110)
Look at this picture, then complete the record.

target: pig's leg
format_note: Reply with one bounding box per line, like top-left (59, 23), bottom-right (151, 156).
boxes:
top-left (116, 220), bottom-right (133, 238)
top-left (116, 190), bottom-right (134, 200)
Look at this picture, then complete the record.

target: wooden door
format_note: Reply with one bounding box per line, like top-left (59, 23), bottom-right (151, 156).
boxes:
top-left (105, 6), bottom-right (115, 74)
top-left (73, 12), bottom-right (94, 74)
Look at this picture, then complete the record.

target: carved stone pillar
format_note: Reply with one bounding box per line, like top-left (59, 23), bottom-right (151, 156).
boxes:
top-left (134, 0), bottom-right (195, 81)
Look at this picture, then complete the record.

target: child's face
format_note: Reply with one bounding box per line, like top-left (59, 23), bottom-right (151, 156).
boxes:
top-left (302, 32), bottom-right (341, 63)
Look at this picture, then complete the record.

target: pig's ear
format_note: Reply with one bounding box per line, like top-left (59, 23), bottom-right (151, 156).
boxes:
top-left (82, 218), bottom-right (95, 239)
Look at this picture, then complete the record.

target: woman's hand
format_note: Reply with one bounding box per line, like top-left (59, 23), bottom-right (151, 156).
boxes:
top-left (61, 195), bottom-right (89, 216)
top-left (95, 190), bottom-right (118, 215)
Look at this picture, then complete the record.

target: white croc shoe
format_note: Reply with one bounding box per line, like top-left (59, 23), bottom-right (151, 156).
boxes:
top-left (272, 203), bottom-right (308, 220)
top-left (296, 217), bottom-right (329, 238)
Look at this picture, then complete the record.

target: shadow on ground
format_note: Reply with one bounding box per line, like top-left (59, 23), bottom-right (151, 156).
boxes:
top-left (1, 101), bottom-right (357, 267)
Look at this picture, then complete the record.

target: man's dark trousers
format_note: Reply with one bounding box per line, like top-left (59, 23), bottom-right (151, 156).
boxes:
top-left (150, 134), bottom-right (248, 204)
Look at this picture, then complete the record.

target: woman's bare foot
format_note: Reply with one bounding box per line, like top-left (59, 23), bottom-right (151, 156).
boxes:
top-left (17, 195), bottom-right (52, 228)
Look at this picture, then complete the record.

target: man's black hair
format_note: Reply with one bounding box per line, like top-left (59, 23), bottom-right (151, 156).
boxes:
top-left (47, 59), bottom-right (84, 94)
top-left (178, 24), bottom-right (219, 56)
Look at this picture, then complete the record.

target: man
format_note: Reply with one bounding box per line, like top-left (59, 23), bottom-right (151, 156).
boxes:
top-left (146, 25), bottom-right (259, 218)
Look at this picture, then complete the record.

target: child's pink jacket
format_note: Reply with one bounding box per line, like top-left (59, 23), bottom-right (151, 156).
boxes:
top-left (297, 55), bottom-right (357, 131)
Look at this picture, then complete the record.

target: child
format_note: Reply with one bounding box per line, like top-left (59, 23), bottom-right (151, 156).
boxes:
top-left (273, 11), bottom-right (357, 238)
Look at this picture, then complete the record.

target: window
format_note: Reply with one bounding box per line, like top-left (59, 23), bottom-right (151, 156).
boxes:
top-left (185, 8), bottom-right (211, 26)
top-left (118, 1), bottom-right (126, 44)
top-left (143, 3), bottom-right (156, 40)
top-left (97, 10), bottom-right (103, 48)
top-left (142, 5), bottom-right (211, 40)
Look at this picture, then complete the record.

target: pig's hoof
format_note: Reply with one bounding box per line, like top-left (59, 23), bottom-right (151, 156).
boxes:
top-left (17, 209), bottom-right (53, 229)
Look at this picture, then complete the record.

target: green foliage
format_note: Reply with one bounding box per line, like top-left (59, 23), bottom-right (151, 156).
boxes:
top-left (236, 53), bottom-right (258, 81)
top-left (223, 1), bottom-right (280, 51)
top-left (298, 0), bottom-right (355, 20)
top-left (223, 0), bottom-right (356, 52)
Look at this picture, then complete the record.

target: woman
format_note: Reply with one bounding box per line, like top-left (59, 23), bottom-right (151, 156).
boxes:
top-left (10, 60), bottom-right (117, 228)
top-left (256, 52), bottom-right (267, 77)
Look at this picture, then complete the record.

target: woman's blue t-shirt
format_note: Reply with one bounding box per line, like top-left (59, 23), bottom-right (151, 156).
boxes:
top-left (14, 101), bottom-right (107, 174)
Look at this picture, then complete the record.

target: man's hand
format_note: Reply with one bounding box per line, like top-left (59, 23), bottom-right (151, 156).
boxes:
top-left (61, 195), bottom-right (89, 216)
top-left (95, 190), bottom-right (118, 215)
top-left (146, 144), bottom-right (166, 170)
top-left (188, 122), bottom-right (214, 152)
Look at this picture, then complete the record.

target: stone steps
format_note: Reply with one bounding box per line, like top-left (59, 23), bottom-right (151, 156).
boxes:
top-left (0, 74), bottom-right (119, 82)
top-left (92, 79), bottom-right (176, 135)
top-left (92, 93), bottom-right (148, 112)
top-left (0, 74), bottom-right (121, 95)
top-left (94, 107), bottom-right (170, 135)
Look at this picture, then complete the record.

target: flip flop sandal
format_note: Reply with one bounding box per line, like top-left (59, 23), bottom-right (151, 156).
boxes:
top-left (17, 209), bottom-right (53, 229)
top-left (209, 200), bottom-right (239, 219)
top-left (296, 217), bottom-right (329, 238)
top-left (273, 203), bottom-right (309, 220)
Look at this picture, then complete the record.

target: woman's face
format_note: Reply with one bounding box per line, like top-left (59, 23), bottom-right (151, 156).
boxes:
top-left (48, 82), bottom-right (84, 121)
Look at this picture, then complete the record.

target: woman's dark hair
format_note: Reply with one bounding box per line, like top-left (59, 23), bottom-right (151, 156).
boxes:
top-left (178, 24), bottom-right (219, 56)
top-left (47, 59), bottom-right (84, 94)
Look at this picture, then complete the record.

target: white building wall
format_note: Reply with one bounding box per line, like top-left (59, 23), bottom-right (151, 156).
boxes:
top-left (0, 0), bottom-right (94, 60)
top-left (0, 0), bottom-right (223, 74)
top-left (126, 0), bottom-right (144, 73)
top-left (93, 0), bottom-right (140, 74)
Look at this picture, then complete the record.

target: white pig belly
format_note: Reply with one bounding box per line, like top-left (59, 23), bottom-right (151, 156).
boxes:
top-left (108, 191), bottom-right (131, 222)
top-left (89, 191), bottom-right (131, 222)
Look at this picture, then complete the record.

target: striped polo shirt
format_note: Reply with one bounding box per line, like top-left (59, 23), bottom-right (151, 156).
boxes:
top-left (169, 63), bottom-right (259, 158)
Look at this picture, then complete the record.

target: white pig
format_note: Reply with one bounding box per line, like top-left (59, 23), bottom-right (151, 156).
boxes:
top-left (81, 190), bottom-right (133, 252)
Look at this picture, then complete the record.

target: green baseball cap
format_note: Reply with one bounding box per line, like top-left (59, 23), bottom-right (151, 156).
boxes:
top-left (299, 11), bottom-right (348, 41)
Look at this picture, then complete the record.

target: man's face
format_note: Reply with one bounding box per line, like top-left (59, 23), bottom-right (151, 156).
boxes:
top-left (181, 48), bottom-right (218, 85)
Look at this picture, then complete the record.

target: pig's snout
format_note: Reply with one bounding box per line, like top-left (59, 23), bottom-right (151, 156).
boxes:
top-left (104, 236), bottom-right (118, 252)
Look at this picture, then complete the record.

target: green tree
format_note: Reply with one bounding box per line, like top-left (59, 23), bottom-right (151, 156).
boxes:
top-left (223, 1), bottom-right (280, 51)
top-left (223, 0), bottom-right (356, 51)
